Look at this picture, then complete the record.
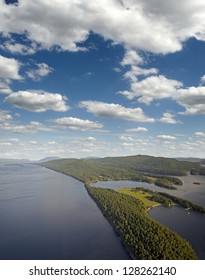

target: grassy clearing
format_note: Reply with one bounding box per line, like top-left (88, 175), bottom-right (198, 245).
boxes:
top-left (118, 188), bottom-right (160, 208)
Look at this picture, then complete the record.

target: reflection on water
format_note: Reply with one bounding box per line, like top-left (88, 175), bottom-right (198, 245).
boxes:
top-left (0, 164), bottom-right (130, 260)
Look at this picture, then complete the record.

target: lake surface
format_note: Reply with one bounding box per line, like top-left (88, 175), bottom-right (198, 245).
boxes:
top-left (92, 176), bottom-right (205, 259)
top-left (92, 173), bottom-right (205, 207)
top-left (149, 206), bottom-right (205, 259)
top-left (0, 164), bottom-right (130, 260)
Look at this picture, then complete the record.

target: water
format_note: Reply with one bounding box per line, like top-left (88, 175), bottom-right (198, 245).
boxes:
top-left (92, 176), bottom-right (205, 259)
top-left (149, 206), bottom-right (205, 259)
top-left (92, 173), bottom-right (205, 207)
top-left (0, 164), bottom-right (130, 260)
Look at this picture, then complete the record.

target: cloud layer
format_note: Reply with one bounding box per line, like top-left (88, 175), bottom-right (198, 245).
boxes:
top-left (1, 0), bottom-right (205, 54)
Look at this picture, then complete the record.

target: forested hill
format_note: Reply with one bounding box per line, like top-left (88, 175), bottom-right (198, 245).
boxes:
top-left (88, 155), bottom-right (201, 176)
top-left (39, 158), bottom-right (182, 189)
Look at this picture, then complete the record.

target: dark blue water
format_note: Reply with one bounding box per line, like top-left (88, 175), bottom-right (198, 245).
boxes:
top-left (0, 164), bottom-right (130, 260)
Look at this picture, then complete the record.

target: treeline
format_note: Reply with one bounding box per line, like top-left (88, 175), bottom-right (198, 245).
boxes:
top-left (158, 192), bottom-right (205, 213)
top-left (39, 159), bottom-right (180, 189)
top-left (86, 185), bottom-right (197, 260)
top-left (131, 187), bottom-right (173, 207)
top-left (132, 187), bottom-right (205, 212)
top-left (39, 158), bottom-right (153, 183)
top-left (190, 166), bottom-right (205, 176)
top-left (89, 155), bottom-right (201, 176)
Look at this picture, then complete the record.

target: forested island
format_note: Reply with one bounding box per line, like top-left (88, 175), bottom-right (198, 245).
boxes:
top-left (39, 155), bottom-right (205, 260)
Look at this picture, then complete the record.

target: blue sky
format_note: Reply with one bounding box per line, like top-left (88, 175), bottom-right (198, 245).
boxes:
top-left (1, 0), bottom-right (205, 160)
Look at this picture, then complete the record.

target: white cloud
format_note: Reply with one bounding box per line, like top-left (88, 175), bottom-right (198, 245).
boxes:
top-left (177, 86), bottom-right (205, 115)
top-left (120, 72), bottom-right (205, 115)
top-left (5, 90), bottom-right (69, 112)
top-left (122, 142), bottom-right (134, 147)
top-left (121, 49), bottom-right (144, 66)
top-left (119, 75), bottom-right (182, 104)
top-left (113, 67), bottom-right (121, 73)
top-left (0, 110), bottom-right (13, 122)
top-left (126, 127), bottom-right (148, 132)
top-left (159, 112), bottom-right (179, 124)
top-left (29, 141), bottom-right (37, 145)
top-left (26, 63), bottom-right (54, 81)
top-left (123, 66), bottom-right (158, 82)
top-left (52, 117), bottom-right (103, 131)
top-left (0, 120), bottom-right (56, 135)
top-left (1, 1), bottom-right (205, 54)
top-left (119, 136), bottom-right (134, 141)
top-left (0, 138), bottom-right (20, 143)
top-left (0, 55), bottom-right (22, 80)
top-left (87, 137), bottom-right (96, 141)
top-left (1, 41), bottom-right (38, 55)
top-left (79, 101), bottom-right (155, 122)
top-left (48, 141), bottom-right (57, 145)
top-left (195, 131), bottom-right (205, 136)
top-left (200, 75), bottom-right (205, 84)
top-left (157, 135), bottom-right (176, 140)
top-left (0, 79), bottom-right (12, 94)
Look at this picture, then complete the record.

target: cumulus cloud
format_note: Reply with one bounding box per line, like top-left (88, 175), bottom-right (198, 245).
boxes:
top-left (122, 142), bottom-right (134, 147)
top-left (126, 127), bottom-right (148, 132)
top-left (5, 90), bottom-right (69, 112)
top-left (1, 0), bottom-right (205, 54)
top-left (123, 66), bottom-right (158, 82)
top-left (0, 79), bottom-right (13, 94)
top-left (157, 135), bottom-right (176, 140)
top-left (52, 117), bottom-right (103, 131)
top-left (0, 120), bottom-right (56, 135)
top-left (0, 110), bottom-right (13, 122)
top-left (119, 75), bottom-right (182, 104)
top-left (195, 131), bottom-right (205, 136)
top-left (0, 55), bottom-right (22, 80)
top-left (79, 101), bottom-right (155, 122)
top-left (119, 136), bottom-right (134, 141)
top-left (121, 49), bottom-right (144, 66)
top-left (120, 72), bottom-right (205, 115)
top-left (26, 63), bottom-right (54, 81)
top-left (177, 86), bottom-right (205, 115)
top-left (200, 75), bottom-right (205, 84)
top-left (1, 41), bottom-right (38, 55)
top-left (159, 112), bottom-right (179, 124)
top-left (87, 137), bottom-right (96, 141)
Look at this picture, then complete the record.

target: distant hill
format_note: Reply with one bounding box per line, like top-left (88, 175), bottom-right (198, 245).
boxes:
top-left (0, 158), bottom-right (30, 164)
top-left (38, 157), bottom-right (60, 162)
top-left (175, 157), bottom-right (204, 163)
top-left (88, 155), bottom-right (201, 176)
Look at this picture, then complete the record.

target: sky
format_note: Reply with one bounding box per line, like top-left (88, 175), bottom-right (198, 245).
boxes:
top-left (1, 0), bottom-right (205, 160)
